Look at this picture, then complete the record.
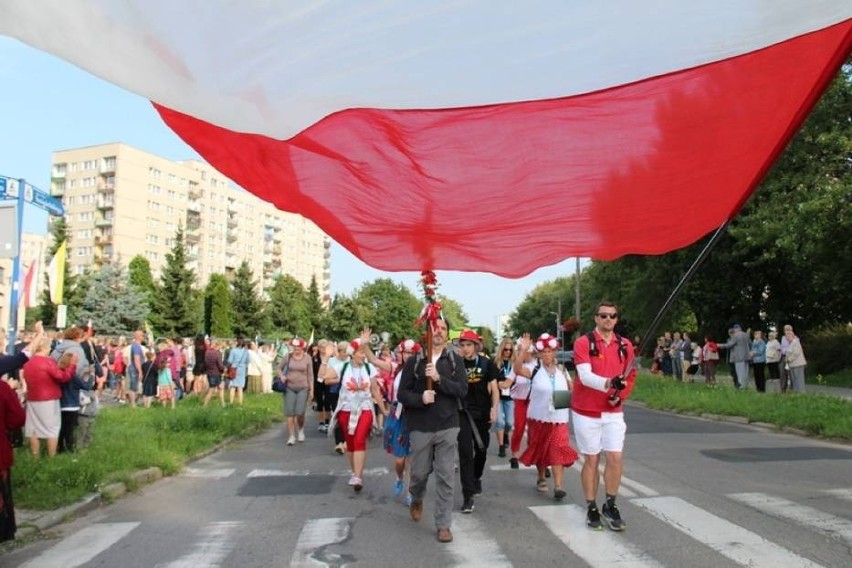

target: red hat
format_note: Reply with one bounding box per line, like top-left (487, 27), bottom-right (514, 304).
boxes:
top-left (398, 339), bottom-right (422, 353)
top-left (458, 329), bottom-right (482, 345)
top-left (347, 338), bottom-right (364, 355)
top-left (290, 338), bottom-right (307, 349)
top-left (534, 333), bottom-right (560, 352)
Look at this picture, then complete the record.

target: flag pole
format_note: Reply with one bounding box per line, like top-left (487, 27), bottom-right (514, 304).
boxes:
top-left (415, 270), bottom-right (442, 391)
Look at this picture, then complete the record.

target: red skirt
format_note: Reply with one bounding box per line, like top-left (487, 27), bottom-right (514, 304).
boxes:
top-left (519, 419), bottom-right (578, 468)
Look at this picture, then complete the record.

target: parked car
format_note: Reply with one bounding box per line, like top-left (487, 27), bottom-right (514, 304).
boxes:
top-left (556, 350), bottom-right (574, 370)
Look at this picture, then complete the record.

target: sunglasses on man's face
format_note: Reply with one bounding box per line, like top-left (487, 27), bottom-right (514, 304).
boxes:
top-left (596, 313), bottom-right (618, 320)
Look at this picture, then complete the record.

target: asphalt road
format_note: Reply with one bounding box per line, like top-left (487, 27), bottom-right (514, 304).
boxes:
top-left (4, 404), bottom-right (851, 567)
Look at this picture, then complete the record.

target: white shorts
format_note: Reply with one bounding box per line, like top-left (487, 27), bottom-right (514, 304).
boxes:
top-left (572, 411), bottom-right (626, 455)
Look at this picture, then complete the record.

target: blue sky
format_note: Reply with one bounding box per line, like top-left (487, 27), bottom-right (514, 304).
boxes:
top-left (0, 37), bottom-right (583, 330)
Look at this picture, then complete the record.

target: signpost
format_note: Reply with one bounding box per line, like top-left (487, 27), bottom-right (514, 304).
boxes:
top-left (1, 175), bottom-right (65, 353)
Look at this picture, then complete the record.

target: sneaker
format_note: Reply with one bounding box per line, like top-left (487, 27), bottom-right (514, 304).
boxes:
top-left (498, 445), bottom-right (506, 457)
top-left (554, 488), bottom-right (567, 500)
top-left (297, 429), bottom-right (305, 443)
top-left (334, 442), bottom-right (345, 455)
top-left (317, 424), bottom-right (325, 432)
top-left (473, 479), bottom-right (482, 496)
top-left (348, 476), bottom-right (363, 492)
top-left (287, 435), bottom-right (296, 446)
top-left (509, 458), bottom-right (519, 470)
top-left (602, 502), bottom-right (626, 531)
top-left (586, 505), bottom-right (603, 531)
top-left (461, 498), bottom-right (475, 514)
top-left (393, 479), bottom-right (405, 497)
top-left (436, 528), bottom-right (453, 543)
top-left (405, 494), bottom-right (413, 508)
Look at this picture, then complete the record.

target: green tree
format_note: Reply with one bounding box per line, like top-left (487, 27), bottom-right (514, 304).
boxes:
top-left (128, 255), bottom-right (156, 307)
top-left (231, 260), bottom-right (268, 338)
top-left (351, 278), bottom-right (422, 344)
top-left (266, 273), bottom-right (310, 338)
top-left (150, 226), bottom-right (198, 337)
top-left (204, 273), bottom-right (232, 337)
top-left (325, 293), bottom-right (360, 340)
top-left (76, 263), bottom-right (149, 335)
top-left (438, 296), bottom-right (469, 329)
top-left (306, 274), bottom-right (326, 335)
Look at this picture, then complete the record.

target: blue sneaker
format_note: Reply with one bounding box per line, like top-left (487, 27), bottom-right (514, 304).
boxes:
top-left (405, 493), bottom-right (413, 507)
top-left (394, 479), bottom-right (405, 497)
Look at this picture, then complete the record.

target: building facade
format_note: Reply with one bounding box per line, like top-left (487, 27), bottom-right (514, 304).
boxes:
top-left (0, 232), bottom-right (51, 335)
top-left (49, 143), bottom-right (330, 299)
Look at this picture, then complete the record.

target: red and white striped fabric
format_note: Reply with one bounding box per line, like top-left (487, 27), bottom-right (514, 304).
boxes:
top-left (3, 2), bottom-right (850, 277)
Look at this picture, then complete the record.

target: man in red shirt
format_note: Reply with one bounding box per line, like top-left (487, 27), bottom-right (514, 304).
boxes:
top-left (572, 301), bottom-right (636, 532)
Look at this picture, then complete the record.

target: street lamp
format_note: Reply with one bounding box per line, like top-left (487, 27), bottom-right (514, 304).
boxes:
top-left (550, 299), bottom-right (563, 347)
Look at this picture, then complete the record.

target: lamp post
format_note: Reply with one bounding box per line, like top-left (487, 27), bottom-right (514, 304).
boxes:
top-left (550, 299), bottom-right (563, 347)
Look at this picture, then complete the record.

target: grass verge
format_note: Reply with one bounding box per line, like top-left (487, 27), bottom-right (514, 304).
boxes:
top-left (630, 374), bottom-right (851, 440)
top-left (13, 393), bottom-right (284, 510)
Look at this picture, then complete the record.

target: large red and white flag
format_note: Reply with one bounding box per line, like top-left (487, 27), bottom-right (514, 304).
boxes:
top-left (19, 256), bottom-right (40, 309)
top-left (2, 2), bottom-right (850, 277)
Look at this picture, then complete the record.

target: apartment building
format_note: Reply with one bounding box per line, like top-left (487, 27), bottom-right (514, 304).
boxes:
top-left (49, 143), bottom-right (331, 299)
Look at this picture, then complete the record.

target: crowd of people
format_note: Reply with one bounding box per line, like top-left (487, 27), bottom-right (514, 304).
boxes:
top-left (649, 324), bottom-right (807, 393)
top-left (1, 305), bottom-right (812, 546)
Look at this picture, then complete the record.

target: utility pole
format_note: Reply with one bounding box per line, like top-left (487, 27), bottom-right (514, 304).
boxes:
top-left (574, 257), bottom-right (581, 322)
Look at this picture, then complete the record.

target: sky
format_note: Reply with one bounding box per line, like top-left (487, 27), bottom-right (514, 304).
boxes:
top-left (0, 37), bottom-right (584, 330)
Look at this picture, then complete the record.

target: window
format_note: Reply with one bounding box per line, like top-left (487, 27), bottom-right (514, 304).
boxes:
top-left (102, 156), bottom-right (116, 170)
top-left (77, 229), bottom-right (93, 239)
top-left (69, 162), bottom-right (77, 172)
top-left (147, 201), bottom-right (161, 211)
top-left (66, 196), bottom-right (76, 205)
top-left (148, 184), bottom-right (161, 194)
top-left (52, 163), bottom-right (67, 176)
top-left (149, 167), bottom-right (162, 178)
top-left (68, 180), bottom-right (76, 189)
top-left (165, 206), bottom-right (174, 215)
top-left (146, 234), bottom-right (159, 244)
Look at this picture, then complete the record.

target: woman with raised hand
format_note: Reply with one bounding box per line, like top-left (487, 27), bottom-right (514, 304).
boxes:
top-left (324, 337), bottom-right (386, 492)
top-left (514, 332), bottom-right (578, 500)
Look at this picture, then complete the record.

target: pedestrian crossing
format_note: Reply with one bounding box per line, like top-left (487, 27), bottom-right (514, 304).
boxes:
top-left (14, 487), bottom-right (850, 567)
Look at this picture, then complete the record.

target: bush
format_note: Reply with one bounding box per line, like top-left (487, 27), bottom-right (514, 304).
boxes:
top-left (805, 323), bottom-right (852, 375)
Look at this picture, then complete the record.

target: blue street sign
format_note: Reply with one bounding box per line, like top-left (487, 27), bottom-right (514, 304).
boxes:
top-left (29, 183), bottom-right (64, 216)
top-left (0, 176), bottom-right (6, 198)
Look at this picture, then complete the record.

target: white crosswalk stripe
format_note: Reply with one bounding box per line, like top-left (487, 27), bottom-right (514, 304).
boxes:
top-left (729, 492), bottom-right (852, 546)
top-left (823, 488), bottom-right (852, 502)
top-left (290, 517), bottom-right (354, 568)
top-left (633, 496), bottom-right (826, 568)
top-left (181, 467), bottom-right (235, 479)
top-left (158, 521), bottom-right (243, 568)
top-left (530, 504), bottom-right (664, 567)
top-left (446, 513), bottom-right (512, 567)
top-left (247, 466), bottom-right (389, 478)
top-left (19, 522), bottom-right (140, 568)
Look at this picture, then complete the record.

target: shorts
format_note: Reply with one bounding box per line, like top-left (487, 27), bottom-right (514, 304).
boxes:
top-left (208, 375), bottom-right (223, 388)
top-left (284, 388), bottom-right (309, 417)
top-left (572, 411), bottom-right (627, 455)
top-left (126, 371), bottom-right (140, 393)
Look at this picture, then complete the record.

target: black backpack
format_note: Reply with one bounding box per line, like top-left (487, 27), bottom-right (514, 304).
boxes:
top-left (587, 331), bottom-right (627, 361)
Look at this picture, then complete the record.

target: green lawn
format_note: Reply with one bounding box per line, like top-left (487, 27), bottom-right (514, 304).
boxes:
top-left (630, 373), bottom-right (851, 439)
top-left (13, 394), bottom-right (285, 510)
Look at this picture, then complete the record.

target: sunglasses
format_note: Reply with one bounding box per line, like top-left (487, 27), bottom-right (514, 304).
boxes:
top-left (502, 348), bottom-right (513, 352)
top-left (596, 313), bottom-right (618, 320)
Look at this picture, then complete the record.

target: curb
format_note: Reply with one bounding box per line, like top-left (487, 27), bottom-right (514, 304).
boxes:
top-left (14, 435), bottom-right (241, 539)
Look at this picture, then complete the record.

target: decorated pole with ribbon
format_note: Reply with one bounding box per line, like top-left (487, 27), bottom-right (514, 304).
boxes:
top-left (414, 270), bottom-right (443, 391)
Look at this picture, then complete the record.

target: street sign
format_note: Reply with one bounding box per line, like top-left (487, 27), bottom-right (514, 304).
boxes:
top-left (0, 175), bottom-right (64, 215)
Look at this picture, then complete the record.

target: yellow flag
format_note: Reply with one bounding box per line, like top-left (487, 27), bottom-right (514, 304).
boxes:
top-left (48, 240), bottom-right (67, 305)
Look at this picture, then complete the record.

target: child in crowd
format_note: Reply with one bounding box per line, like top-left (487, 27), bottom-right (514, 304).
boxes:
top-left (156, 344), bottom-right (176, 409)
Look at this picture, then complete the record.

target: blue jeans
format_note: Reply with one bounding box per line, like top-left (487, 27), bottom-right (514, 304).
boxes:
top-left (494, 399), bottom-right (514, 432)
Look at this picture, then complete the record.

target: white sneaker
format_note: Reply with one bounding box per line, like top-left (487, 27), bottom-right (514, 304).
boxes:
top-left (297, 429), bottom-right (305, 442)
top-left (287, 435), bottom-right (296, 446)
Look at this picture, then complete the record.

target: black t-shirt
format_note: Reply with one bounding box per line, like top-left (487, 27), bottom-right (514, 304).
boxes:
top-left (462, 355), bottom-right (499, 418)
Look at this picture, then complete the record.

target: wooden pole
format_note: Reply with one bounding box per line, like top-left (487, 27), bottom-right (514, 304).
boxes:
top-left (425, 323), bottom-right (434, 391)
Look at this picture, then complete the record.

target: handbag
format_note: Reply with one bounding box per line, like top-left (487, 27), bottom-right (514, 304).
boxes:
top-left (225, 366), bottom-right (237, 379)
top-left (552, 389), bottom-right (571, 410)
top-left (272, 376), bottom-right (287, 393)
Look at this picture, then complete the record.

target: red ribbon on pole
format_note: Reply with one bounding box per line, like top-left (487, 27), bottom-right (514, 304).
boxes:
top-left (414, 270), bottom-right (443, 390)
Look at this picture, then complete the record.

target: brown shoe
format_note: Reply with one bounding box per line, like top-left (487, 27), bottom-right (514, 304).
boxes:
top-left (409, 500), bottom-right (423, 522)
top-left (437, 528), bottom-right (453, 543)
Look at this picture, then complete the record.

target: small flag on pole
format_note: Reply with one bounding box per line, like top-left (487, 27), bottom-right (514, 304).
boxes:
top-left (47, 240), bottom-right (67, 305)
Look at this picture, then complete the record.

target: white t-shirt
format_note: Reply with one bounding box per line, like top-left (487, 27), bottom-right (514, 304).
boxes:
top-left (338, 362), bottom-right (377, 411)
top-left (527, 364), bottom-right (571, 423)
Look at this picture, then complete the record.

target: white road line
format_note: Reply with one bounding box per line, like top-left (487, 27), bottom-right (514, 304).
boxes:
top-left (160, 521), bottom-right (243, 568)
top-left (446, 513), bottom-right (512, 567)
top-left (530, 505), bottom-right (664, 567)
top-left (182, 467), bottom-right (235, 479)
top-left (20, 522), bottom-right (140, 568)
top-left (247, 467), bottom-right (389, 478)
top-left (489, 463), bottom-right (537, 471)
top-left (619, 475), bottom-right (659, 498)
top-left (290, 517), bottom-right (353, 568)
top-left (633, 496), bottom-right (825, 568)
top-left (729, 492), bottom-right (852, 546)
top-left (823, 488), bottom-right (852, 502)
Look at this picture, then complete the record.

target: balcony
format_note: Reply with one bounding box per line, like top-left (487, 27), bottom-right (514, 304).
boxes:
top-left (186, 216), bottom-right (201, 230)
top-left (94, 234), bottom-right (113, 245)
top-left (188, 183), bottom-right (202, 200)
top-left (187, 201), bottom-right (202, 213)
top-left (272, 231), bottom-right (282, 243)
top-left (273, 245), bottom-right (282, 256)
top-left (97, 181), bottom-right (115, 194)
top-left (324, 239), bottom-right (331, 249)
top-left (97, 197), bottom-right (114, 210)
top-left (95, 217), bottom-right (114, 228)
top-left (50, 182), bottom-right (65, 197)
top-left (51, 166), bottom-right (66, 179)
top-left (323, 249), bottom-right (330, 260)
top-left (227, 215), bottom-right (238, 228)
top-left (185, 229), bottom-right (200, 243)
top-left (99, 158), bottom-right (116, 174)
top-left (226, 230), bottom-right (238, 243)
